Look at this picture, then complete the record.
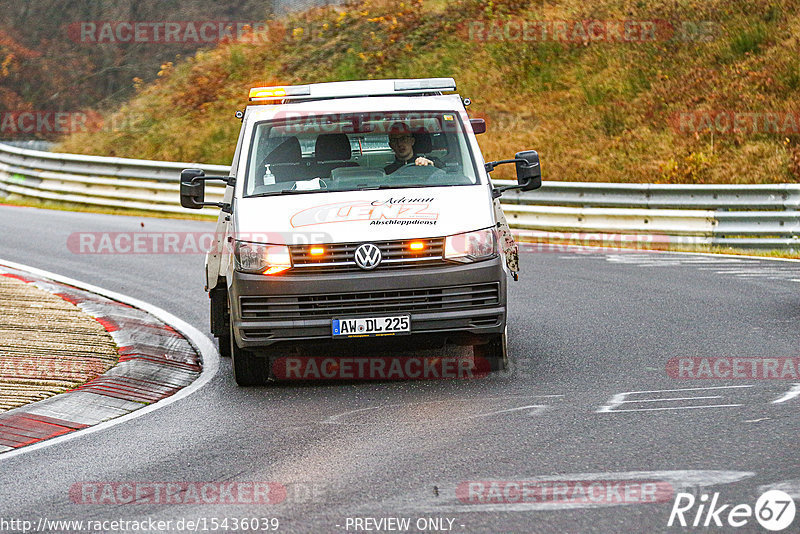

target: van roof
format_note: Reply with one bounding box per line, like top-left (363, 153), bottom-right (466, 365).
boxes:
top-left (244, 94), bottom-right (467, 123)
top-left (248, 78), bottom-right (457, 104)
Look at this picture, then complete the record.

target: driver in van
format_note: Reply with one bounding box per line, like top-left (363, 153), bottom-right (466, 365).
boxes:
top-left (384, 122), bottom-right (444, 175)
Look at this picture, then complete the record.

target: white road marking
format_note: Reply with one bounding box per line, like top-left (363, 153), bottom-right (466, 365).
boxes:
top-left (599, 404), bottom-right (742, 413)
top-left (596, 385), bottom-right (754, 413)
top-left (589, 246), bottom-right (800, 262)
top-left (466, 405), bottom-right (546, 418)
top-left (625, 396), bottom-right (722, 402)
top-left (322, 395), bottom-right (562, 425)
top-left (704, 267), bottom-right (800, 272)
top-left (600, 251), bottom-right (800, 284)
top-left (605, 255), bottom-right (684, 266)
top-left (708, 270), bottom-right (800, 277)
top-left (712, 269), bottom-right (800, 274)
top-left (758, 479), bottom-right (800, 499)
top-left (0, 259), bottom-right (219, 462)
top-left (673, 259), bottom-right (755, 264)
top-left (772, 383), bottom-right (800, 404)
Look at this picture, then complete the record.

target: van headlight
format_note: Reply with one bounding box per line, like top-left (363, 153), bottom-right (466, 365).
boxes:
top-left (234, 241), bottom-right (292, 275)
top-left (443, 228), bottom-right (497, 263)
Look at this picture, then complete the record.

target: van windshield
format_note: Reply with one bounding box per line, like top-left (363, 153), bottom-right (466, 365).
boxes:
top-left (243, 111), bottom-right (480, 197)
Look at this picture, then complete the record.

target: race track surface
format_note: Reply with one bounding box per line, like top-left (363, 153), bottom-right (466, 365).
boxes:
top-left (0, 205), bottom-right (798, 533)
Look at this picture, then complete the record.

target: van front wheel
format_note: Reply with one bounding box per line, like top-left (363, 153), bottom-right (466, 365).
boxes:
top-left (230, 323), bottom-right (270, 386)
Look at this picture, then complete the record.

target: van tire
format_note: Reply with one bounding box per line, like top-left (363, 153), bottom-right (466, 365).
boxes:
top-left (230, 323), bottom-right (270, 386)
top-left (473, 330), bottom-right (508, 372)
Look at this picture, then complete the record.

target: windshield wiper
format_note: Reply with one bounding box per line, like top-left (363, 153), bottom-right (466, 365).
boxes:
top-left (247, 183), bottom-right (460, 197)
top-left (355, 184), bottom-right (435, 191)
top-left (246, 188), bottom-right (331, 198)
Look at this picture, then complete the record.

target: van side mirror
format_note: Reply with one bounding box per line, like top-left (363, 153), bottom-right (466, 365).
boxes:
top-left (470, 118), bottom-right (486, 135)
top-left (180, 169), bottom-right (206, 209)
top-left (485, 150), bottom-right (543, 198)
top-left (180, 168), bottom-right (235, 211)
top-left (514, 150), bottom-right (541, 191)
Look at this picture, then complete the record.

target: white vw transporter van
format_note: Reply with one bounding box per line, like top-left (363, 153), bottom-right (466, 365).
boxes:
top-left (180, 78), bottom-right (541, 385)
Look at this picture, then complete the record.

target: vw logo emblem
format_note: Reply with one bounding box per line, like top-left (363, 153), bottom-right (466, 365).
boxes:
top-left (354, 243), bottom-right (382, 270)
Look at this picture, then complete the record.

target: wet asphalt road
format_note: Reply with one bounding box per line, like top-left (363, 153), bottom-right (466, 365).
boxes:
top-left (0, 205), bottom-right (798, 533)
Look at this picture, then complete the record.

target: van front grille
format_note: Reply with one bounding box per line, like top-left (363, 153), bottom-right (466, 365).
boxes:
top-left (288, 238), bottom-right (447, 273)
top-left (240, 283), bottom-right (500, 320)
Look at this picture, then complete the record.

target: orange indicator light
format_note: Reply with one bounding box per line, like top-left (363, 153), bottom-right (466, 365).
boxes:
top-left (249, 87), bottom-right (287, 99)
top-left (262, 265), bottom-right (291, 275)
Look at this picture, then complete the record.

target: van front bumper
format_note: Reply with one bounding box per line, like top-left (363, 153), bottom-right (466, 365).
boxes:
top-left (229, 257), bottom-right (507, 349)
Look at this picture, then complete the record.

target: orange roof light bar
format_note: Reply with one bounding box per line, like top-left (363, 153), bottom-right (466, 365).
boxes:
top-left (248, 85), bottom-right (310, 101)
top-left (249, 87), bottom-right (285, 99)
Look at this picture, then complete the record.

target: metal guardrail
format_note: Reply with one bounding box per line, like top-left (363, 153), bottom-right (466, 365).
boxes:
top-left (0, 142), bottom-right (798, 250)
top-left (502, 182), bottom-right (800, 210)
top-left (0, 142), bottom-right (228, 215)
top-left (500, 183), bottom-right (800, 249)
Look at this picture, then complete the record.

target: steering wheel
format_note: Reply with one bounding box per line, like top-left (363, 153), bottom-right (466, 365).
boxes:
top-left (389, 162), bottom-right (446, 181)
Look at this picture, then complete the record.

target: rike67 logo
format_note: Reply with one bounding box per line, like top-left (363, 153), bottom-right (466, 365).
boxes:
top-left (668, 490), bottom-right (796, 531)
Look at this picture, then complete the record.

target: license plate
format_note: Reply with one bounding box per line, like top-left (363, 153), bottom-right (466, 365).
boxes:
top-left (332, 315), bottom-right (410, 338)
